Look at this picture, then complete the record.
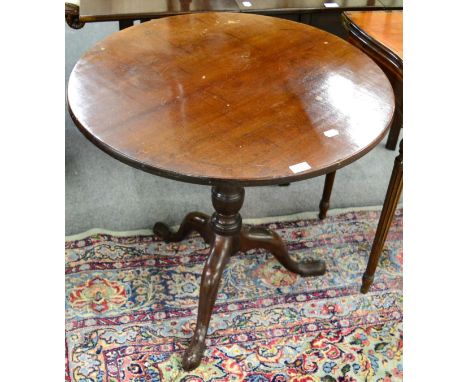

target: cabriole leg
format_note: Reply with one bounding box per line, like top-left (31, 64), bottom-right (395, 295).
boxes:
top-left (181, 185), bottom-right (243, 371)
top-left (240, 226), bottom-right (326, 276)
top-left (154, 212), bottom-right (212, 244)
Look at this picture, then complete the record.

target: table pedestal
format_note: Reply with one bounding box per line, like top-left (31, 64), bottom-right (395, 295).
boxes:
top-left (154, 185), bottom-right (327, 370)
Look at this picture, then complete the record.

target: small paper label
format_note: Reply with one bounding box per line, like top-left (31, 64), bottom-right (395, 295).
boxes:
top-left (289, 162), bottom-right (312, 174)
top-left (323, 2), bottom-right (339, 8)
top-left (324, 129), bottom-right (339, 137)
top-left (242, 1), bottom-right (252, 7)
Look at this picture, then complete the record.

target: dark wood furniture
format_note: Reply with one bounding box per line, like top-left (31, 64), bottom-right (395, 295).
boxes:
top-left (235, 1), bottom-right (394, 41)
top-left (362, 141), bottom-right (402, 293)
top-left (343, 10), bottom-right (402, 149)
top-left (235, 0), bottom-right (385, 13)
top-left (78, 0), bottom-right (239, 30)
top-left (67, 12), bottom-right (394, 370)
top-left (65, 2), bottom-right (84, 29)
top-left (65, 0), bottom-right (403, 35)
top-left (342, 10), bottom-right (402, 293)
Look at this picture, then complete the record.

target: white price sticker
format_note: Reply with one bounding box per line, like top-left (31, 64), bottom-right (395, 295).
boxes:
top-left (324, 129), bottom-right (339, 137)
top-left (324, 2), bottom-right (339, 8)
top-left (289, 162), bottom-right (312, 174)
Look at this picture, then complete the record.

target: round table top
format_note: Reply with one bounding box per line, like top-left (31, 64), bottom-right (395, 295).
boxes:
top-left (68, 12), bottom-right (394, 186)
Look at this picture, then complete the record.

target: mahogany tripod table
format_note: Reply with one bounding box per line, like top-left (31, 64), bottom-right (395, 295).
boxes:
top-left (67, 12), bottom-right (394, 370)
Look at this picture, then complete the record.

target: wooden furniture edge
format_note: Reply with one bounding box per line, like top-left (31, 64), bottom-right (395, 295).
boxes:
top-left (66, 94), bottom-right (392, 187)
top-left (79, 9), bottom-right (239, 23)
top-left (66, 2), bottom-right (403, 27)
top-left (342, 11), bottom-right (403, 80)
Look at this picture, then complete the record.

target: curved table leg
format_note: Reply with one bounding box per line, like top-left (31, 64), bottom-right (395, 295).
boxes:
top-left (182, 234), bottom-right (234, 371)
top-left (240, 226), bottom-right (326, 276)
top-left (154, 212), bottom-right (212, 244)
top-left (319, 171), bottom-right (336, 219)
top-left (182, 185), bottom-right (243, 371)
top-left (361, 140), bottom-right (403, 293)
top-left (154, 185), bottom-right (327, 371)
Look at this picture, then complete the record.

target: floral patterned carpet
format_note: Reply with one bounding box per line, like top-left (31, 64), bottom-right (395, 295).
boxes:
top-left (65, 207), bottom-right (403, 382)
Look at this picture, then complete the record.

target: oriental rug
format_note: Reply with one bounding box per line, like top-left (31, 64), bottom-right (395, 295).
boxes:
top-left (65, 207), bottom-right (403, 382)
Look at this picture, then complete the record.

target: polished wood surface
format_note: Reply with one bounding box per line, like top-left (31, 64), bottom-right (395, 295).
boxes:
top-left (344, 10), bottom-right (402, 60)
top-left (68, 12), bottom-right (394, 186)
top-left (343, 10), bottom-right (402, 150)
top-left (80, 0), bottom-right (239, 22)
top-left (69, 12), bottom-right (395, 370)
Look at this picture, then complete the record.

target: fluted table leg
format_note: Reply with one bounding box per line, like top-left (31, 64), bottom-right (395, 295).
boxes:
top-left (361, 140), bottom-right (403, 293)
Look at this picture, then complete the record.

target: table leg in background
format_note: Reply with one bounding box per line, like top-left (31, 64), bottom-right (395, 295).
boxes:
top-left (319, 171), bottom-right (336, 219)
top-left (361, 140), bottom-right (403, 293)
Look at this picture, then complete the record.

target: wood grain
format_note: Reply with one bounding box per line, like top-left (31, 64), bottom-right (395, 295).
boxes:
top-left (68, 12), bottom-right (394, 186)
